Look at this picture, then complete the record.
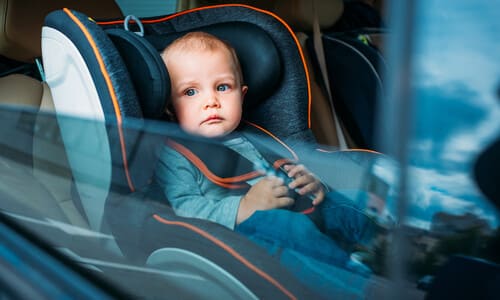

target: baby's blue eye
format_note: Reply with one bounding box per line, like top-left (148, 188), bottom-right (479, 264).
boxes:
top-left (185, 89), bottom-right (197, 96)
top-left (217, 84), bottom-right (229, 92)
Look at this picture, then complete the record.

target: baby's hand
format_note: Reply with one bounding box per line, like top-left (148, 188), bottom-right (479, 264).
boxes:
top-left (283, 164), bottom-right (325, 206)
top-left (236, 176), bottom-right (294, 224)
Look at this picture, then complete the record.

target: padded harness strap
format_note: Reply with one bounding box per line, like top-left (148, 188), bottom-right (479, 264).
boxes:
top-left (166, 122), bottom-right (319, 218)
top-left (167, 122), bottom-right (298, 190)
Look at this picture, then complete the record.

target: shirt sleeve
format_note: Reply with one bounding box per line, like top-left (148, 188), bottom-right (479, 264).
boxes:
top-left (154, 145), bottom-right (242, 230)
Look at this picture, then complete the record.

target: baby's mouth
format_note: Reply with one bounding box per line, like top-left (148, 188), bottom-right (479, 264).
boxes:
top-left (202, 115), bottom-right (223, 124)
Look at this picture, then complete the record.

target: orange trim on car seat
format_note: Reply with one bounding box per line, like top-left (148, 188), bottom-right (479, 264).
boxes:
top-left (166, 139), bottom-right (263, 189)
top-left (63, 8), bottom-right (135, 192)
top-left (97, 4), bottom-right (313, 129)
top-left (244, 120), bottom-right (299, 162)
top-left (272, 158), bottom-right (294, 170)
top-left (152, 214), bottom-right (297, 300)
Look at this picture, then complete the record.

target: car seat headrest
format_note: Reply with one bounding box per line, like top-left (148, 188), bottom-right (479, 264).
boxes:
top-left (106, 29), bottom-right (169, 119)
top-left (272, 0), bottom-right (344, 32)
top-left (146, 22), bottom-right (282, 110)
top-left (0, 0), bottom-right (122, 62)
top-left (44, 4), bottom-right (314, 161)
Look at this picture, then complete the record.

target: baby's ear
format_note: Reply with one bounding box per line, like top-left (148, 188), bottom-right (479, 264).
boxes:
top-left (241, 85), bottom-right (248, 97)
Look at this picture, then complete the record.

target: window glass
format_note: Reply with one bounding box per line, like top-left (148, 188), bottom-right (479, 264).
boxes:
top-left (3, 0), bottom-right (499, 298)
top-left (406, 0), bottom-right (500, 285)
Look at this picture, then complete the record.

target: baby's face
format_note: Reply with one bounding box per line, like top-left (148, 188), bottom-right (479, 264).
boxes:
top-left (165, 47), bottom-right (247, 138)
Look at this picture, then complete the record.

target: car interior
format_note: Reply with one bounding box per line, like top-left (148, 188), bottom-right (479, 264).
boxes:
top-left (0, 0), bottom-right (392, 298)
top-left (1, 0), bottom-right (499, 299)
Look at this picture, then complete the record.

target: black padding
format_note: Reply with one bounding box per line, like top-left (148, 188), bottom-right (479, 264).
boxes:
top-left (335, 36), bottom-right (387, 79)
top-left (146, 22), bottom-right (282, 109)
top-left (307, 35), bottom-right (383, 149)
top-left (106, 29), bottom-right (170, 120)
top-left (44, 10), bottom-right (142, 120)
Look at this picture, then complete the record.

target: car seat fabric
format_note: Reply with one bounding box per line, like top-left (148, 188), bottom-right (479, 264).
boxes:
top-left (271, 0), bottom-right (344, 32)
top-left (42, 9), bottom-right (144, 231)
top-left (43, 10), bottom-right (141, 122)
top-left (129, 5), bottom-right (316, 144)
top-left (42, 5), bottom-right (322, 299)
top-left (147, 22), bottom-right (282, 111)
top-left (0, 0), bottom-right (123, 63)
top-left (105, 29), bottom-right (169, 120)
top-left (306, 33), bottom-right (386, 150)
top-left (265, 0), bottom-right (387, 150)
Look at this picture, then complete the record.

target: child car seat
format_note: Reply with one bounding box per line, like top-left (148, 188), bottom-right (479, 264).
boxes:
top-left (41, 4), bottom-right (389, 299)
top-left (41, 4), bottom-right (329, 299)
top-left (258, 0), bottom-right (387, 150)
top-left (306, 31), bottom-right (388, 150)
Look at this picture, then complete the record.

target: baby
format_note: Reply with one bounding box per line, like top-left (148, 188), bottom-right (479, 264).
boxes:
top-left (154, 31), bottom-right (376, 298)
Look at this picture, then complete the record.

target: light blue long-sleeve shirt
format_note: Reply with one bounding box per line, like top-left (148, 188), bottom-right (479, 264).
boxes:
top-left (154, 136), bottom-right (268, 229)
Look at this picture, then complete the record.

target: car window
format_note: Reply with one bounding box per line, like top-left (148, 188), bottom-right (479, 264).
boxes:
top-left (1, 0), bottom-right (499, 299)
top-left (381, 0), bottom-right (500, 296)
top-left (0, 108), bottom-right (266, 299)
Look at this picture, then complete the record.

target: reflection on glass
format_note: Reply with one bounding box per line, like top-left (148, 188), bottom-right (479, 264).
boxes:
top-left (404, 0), bottom-right (500, 284)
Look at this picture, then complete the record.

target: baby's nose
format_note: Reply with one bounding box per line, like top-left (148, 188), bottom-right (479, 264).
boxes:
top-left (205, 93), bottom-right (221, 108)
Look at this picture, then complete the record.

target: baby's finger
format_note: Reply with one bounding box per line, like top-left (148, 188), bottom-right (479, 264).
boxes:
top-left (273, 185), bottom-right (289, 198)
top-left (288, 173), bottom-right (314, 189)
top-left (266, 176), bottom-right (284, 187)
top-left (276, 196), bottom-right (294, 208)
top-left (285, 164), bottom-right (307, 178)
top-left (312, 189), bottom-right (325, 206)
top-left (297, 182), bottom-right (321, 195)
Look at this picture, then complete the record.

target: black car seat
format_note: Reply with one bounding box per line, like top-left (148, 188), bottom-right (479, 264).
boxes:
top-left (306, 31), bottom-right (388, 150)
top-left (274, 0), bottom-right (388, 150)
top-left (270, 0), bottom-right (351, 149)
top-left (319, 0), bottom-right (388, 150)
top-left (41, 5), bottom-right (331, 299)
top-left (41, 3), bottom-right (394, 298)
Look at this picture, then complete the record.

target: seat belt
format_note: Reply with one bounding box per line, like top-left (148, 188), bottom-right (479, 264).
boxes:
top-left (311, 1), bottom-right (348, 150)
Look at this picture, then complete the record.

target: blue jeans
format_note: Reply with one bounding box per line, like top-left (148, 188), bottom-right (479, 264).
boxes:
top-left (235, 191), bottom-right (376, 298)
top-left (280, 248), bottom-right (370, 299)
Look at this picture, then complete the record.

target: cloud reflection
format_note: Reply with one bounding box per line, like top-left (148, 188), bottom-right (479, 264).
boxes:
top-left (405, 0), bottom-right (500, 229)
top-left (407, 165), bottom-right (499, 228)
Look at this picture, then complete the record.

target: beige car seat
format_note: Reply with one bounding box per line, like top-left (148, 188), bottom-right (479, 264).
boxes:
top-left (0, 0), bottom-right (123, 227)
top-left (271, 0), bottom-right (354, 148)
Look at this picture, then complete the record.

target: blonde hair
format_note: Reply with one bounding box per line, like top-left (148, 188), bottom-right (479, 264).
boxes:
top-left (161, 31), bottom-right (244, 84)
top-left (161, 31), bottom-right (245, 121)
